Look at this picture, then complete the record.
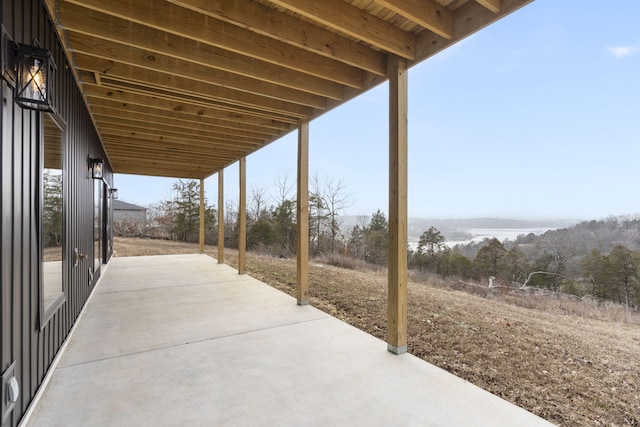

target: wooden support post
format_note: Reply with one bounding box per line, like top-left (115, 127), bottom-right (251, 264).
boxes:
top-left (217, 170), bottom-right (224, 264)
top-left (199, 178), bottom-right (205, 254)
top-left (296, 121), bottom-right (310, 305)
top-left (387, 54), bottom-right (408, 355)
top-left (238, 157), bottom-right (247, 274)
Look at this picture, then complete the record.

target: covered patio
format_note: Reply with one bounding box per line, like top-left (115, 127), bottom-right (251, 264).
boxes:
top-left (44, 0), bottom-right (536, 354)
top-left (24, 254), bottom-right (552, 426)
top-left (2, 2), bottom-right (548, 426)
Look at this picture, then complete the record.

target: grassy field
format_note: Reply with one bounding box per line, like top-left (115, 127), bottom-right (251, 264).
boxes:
top-left (114, 237), bottom-right (640, 426)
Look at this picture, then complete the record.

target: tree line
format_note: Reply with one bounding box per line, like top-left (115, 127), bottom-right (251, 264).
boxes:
top-left (411, 218), bottom-right (640, 309)
top-left (121, 179), bottom-right (640, 310)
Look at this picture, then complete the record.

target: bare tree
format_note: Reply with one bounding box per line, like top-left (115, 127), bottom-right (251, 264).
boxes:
top-left (322, 178), bottom-right (352, 253)
top-left (249, 185), bottom-right (269, 222)
top-left (309, 175), bottom-right (328, 254)
top-left (273, 173), bottom-right (295, 207)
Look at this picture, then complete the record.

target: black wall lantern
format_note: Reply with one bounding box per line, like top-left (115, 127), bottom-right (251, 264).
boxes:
top-left (13, 41), bottom-right (56, 112)
top-left (90, 158), bottom-right (104, 179)
top-left (110, 188), bottom-right (118, 199)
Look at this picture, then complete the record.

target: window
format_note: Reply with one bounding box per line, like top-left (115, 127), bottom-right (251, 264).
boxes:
top-left (94, 178), bottom-right (102, 273)
top-left (40, 112), bottom-right (65, 325)
top-left (106, 186), bottom-right (113, 260)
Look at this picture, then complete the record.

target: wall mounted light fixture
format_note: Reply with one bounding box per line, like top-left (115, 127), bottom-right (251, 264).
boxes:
top-left (110, 188), bottom-right (118, 199)
top-left (12, 41), bottom-right (56, 112)
top-left (89, 158), bottom-right (104, 179)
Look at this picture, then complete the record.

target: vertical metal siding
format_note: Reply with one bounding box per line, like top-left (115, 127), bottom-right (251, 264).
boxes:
top-left (1, 1), bottom-right (113, 425)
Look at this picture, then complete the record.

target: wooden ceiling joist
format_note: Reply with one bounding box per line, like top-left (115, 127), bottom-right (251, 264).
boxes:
top-left (60, 2), bottom-right (370, 86)
top-left (90, 106), bottom-right (280, 140)
top-left (104, 148), bottom-right (239, 165)
top-left (48, 0), bottom-right (534, 179)
top-left (73, 53), bottom-right (331, 110)
top-left (476, 0), bottom-right (500, 13)
top-left (101, 135), bottom-right (251, 155)
top-left (82, 82), bottom-right (301, 126)
top-left (63, 0), bottom-right (365, 87)
top-left (372, 0), bottom-right (454, 39)
top-left (268, 0), bottom-right (416, 59)
top-left (93, 114), bottom-right (269, 145)
top-left (97, 124), bottom-right (263, 149)
top-left (165, 0), bottom-right (387, 76)
top-left (85, 93), bottom-right (292, 134)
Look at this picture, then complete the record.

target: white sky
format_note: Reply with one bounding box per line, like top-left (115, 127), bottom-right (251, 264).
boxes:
top-left (115, 0), bottom-right (640, 221)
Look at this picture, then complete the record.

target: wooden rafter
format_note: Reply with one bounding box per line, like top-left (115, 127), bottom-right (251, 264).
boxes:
top-left (46, 0), bottom-right (534, 179)
top-left (166, 0), bottom-right (387, 76)
top-left (83, 85), bottom-right (297, 129)
top-left (90, 106), bottom-right (278, 140)
top-left (60, 7), bottom-right (356, 94)
top-left (73, 51), bottom-right (331, 109)
top-left (476, 0), bottom-right (501, 13)
top-left (269, 0), bottom-right (416, 59)
top-left (373, 0), bottom-right (454, 39)
top-left (63, 0), bottom-right (364, 88)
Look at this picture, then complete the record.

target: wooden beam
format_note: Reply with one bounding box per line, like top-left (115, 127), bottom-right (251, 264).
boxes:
top-left (218, 170), bottom-right (225, 264)
top-left (103, 146), bottom-right (237, 164)
top-left (101, 134), bottom-right (249, 155)
top-left (71, 50), bottom-right (331, 109)
top-left (80, 72), bottom-right (304, 123)
top-left (93, 114), bottom-right (267, 145)
top-left (296, 121), bottom-right (309, 306)
top-left (476, 0), bottom-right (501, 13)
top-left (167, 0), bottom-right (386, 76)
top-left (269, 0), bottom-right (415, 60)
top-left (88, 99), bottom-right (287, 137)
top-left (65, 29), bottom-right (346, 100)
top-left (105, 157), bottom-right (228, 172)
top-left (63, 0), bottom-right (363, 88)
top-left (61, 2), bottom-right (367, 87)
top-left (90, 105), bottom-right (276, 140)
top-left (199, 178), bottom-right (205, 254)
top-left (387, 54), bottom-right (408, 355)
top-left (74, 57), bottom-right (318, 118)
top-left (83, 86), bottom-right (295, 131)
top-left (95, 123), bottom-right (262, 148)
top-left (238, 157), bottom-right (246, 275)
top-left (372, 0), bottom-right (453, 39)
top-left (110, 158), bottom-right (215, 178)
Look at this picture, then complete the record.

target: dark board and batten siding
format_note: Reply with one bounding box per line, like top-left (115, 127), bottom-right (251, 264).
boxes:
top-left (1, 1), bottom-right (112, 426)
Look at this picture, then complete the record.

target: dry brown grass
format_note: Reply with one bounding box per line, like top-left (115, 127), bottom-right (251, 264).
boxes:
top-left (114, 237), bottom-right (640, 426)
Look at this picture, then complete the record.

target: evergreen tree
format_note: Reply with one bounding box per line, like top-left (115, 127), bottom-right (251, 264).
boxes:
top-left (172, 180), bottom-right (200, 242)
top-left (160, 179), bottom-right (216, 243)
top-left (474, 238), bottom-right (507, 280)
top-left (581, 250), bottom-right (610, 298)
top-left (415, 226), bottom-right (449, 273)
top-left (365, 210), bottom-right (388, 265)
top-left (607, 245), bottom-right (640, 308)
top-left (272, 198), bottom-right (297, 255)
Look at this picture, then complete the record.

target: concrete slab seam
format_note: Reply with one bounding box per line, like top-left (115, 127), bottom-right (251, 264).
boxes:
top-left (54, 314), bottom-right (333, 370)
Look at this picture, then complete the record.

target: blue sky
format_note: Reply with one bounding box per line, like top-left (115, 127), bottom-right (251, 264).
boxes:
top-left (115, 0), bottom-right (640, 220)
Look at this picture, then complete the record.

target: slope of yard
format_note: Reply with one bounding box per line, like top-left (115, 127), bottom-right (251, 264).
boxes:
top-left (114, 238), bottom-right (640, 426)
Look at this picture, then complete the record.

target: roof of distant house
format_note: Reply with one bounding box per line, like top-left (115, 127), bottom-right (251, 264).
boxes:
top-left (113, 200), bottom-right (147, 211)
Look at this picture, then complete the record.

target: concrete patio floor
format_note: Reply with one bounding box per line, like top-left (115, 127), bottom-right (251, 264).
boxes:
top-left (25, 254), bottom-right (554, 426)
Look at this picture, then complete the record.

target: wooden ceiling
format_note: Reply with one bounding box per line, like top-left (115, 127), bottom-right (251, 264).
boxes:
top-left (46, 0), bottom-right (534, 179)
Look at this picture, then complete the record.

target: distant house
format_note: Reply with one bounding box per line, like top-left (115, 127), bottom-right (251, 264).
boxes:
top-left (113, 200), bottom-right (147, 236)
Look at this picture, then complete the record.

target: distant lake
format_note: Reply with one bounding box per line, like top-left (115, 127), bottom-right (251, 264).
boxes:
top-left (408, 227), bottom-right (554, 250)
